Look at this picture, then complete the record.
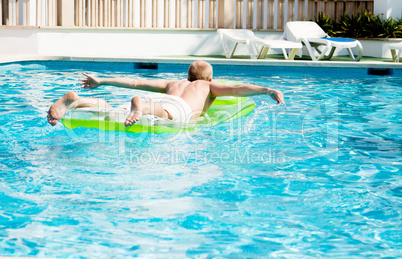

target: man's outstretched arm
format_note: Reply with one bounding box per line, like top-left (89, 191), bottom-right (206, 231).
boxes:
top-left (210, 81), bottom-right (285, 104)
top-left (79, 73), bottom-right (173, 93)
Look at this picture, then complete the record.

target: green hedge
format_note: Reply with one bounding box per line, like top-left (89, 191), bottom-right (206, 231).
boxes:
top-left (313, 11), bottom-right (402, 38)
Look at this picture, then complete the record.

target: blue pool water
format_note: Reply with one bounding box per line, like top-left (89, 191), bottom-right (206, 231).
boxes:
top-left (0, 61), bottom-right (401, 257)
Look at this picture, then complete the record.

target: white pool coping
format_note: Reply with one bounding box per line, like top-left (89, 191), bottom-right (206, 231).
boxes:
top-left (1, 55), bottom-right (402, 69)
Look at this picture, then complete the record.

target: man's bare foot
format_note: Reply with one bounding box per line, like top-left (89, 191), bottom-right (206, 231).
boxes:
top-left (47, 91), bottom-right (79, 126)
top-left (124, 96), bottom-right (143, 127)
top-left (124, 110), bottom-right (143, 127)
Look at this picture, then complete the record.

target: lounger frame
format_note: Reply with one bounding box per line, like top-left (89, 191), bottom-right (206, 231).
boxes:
top-left (303, 38), bottom-right (363, 61)
top-left (217, 29), bottom-right (302, 60)
top-left (389, 42), bottom-right (402, 62)
top-left (284, 21), bottom-right (364, 62)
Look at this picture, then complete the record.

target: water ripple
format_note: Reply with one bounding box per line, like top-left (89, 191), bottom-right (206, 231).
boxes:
top-left (0, 62), bottom-right (401, 257)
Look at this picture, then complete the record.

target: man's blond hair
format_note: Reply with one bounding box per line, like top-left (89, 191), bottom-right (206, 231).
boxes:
top-left (187, 61), bottom-right (213, 82)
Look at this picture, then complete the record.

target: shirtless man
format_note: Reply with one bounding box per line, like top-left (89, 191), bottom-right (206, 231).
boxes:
top-left (47, 61), bottom-right (285, 126)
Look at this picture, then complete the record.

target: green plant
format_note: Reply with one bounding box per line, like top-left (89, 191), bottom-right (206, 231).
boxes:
top-left (313, 11), bottom-right (402, 38)
top-left (314, 12), bottom-right (336, 35)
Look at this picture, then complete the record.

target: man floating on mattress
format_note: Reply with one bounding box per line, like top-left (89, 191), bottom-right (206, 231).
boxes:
top-left (47, 61), bottom-right (285, 127)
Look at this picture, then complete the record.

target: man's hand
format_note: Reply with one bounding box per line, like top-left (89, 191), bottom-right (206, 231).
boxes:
top-left (269, 89), bottom-right (285, 105)
top-left (79, 73), bottom-right (101, 89)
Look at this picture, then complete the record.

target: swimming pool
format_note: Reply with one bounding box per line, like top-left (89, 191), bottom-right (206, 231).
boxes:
top-left (0, 60), bottom-right (401, 257)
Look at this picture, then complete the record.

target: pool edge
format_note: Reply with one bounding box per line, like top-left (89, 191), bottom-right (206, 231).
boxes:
top-left (1, 55), bottom-right (402, 69)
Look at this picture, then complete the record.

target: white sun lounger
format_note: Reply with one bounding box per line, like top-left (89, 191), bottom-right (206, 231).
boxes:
top-left (217, 29), bottom-right (260, 59)
top-left (284, 21), bottom-right (363, 61)
top-left (253, 39), bottom-right (302, 60)
top-left (389, 42), bottom-right (402, 62)
top-left (217, 29), bottom-right (302, 60)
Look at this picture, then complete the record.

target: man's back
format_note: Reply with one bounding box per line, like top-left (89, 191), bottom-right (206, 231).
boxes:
top-left (165, 80), bottom-right (215, 117)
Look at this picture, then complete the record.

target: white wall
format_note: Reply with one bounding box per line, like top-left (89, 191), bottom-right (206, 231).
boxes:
top-left (37, 29), bottom-right (223, 57)
top-left (0, 28), bottom-right (284, 59)
top-left (374, 0), bottom-right (402, 19)
top-left (0, 27), bottom-right (397, 60)
top-left (0, 28), bottom-right (38, 57)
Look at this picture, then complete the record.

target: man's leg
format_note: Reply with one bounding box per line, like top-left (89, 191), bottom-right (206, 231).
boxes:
top-left (47, 91), bottom-right (113, 126)
top-left (125, 96), bottom-right (169, 127)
